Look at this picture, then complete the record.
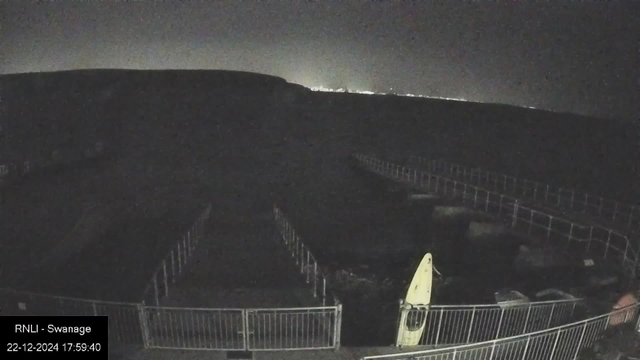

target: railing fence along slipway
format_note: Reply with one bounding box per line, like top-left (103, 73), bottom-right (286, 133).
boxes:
top-left (367, 303), bottom-right (639, 360)
top-left (409, 155), bottom-right (640, 280)
top-left (396, 298), bottom-right (584, 347)
top-left (409, 155), bottom-right (639, 236)
top-left (354, 154), bottom-right (639, 280)
top-left (354, 154), bottom-right (640, 360)
top-left (0, 203), bottom-right (342, 352)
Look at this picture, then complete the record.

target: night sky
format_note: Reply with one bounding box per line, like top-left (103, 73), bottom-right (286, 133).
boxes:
top-left (2, 1), bottom-right (638, 121)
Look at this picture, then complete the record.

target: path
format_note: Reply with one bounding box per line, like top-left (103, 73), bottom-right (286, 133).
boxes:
top-left (159, 215), bottom-right (320, 309)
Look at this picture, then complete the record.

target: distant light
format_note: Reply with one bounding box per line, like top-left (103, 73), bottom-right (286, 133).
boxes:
top-left (309, 86), bottom-right (469, 102)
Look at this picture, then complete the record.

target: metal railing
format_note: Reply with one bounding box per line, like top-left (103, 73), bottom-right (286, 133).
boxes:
top-left (353, 154), bottom-right (639, 279)
top-left (273, 205), bottom-right (340, 308)
top-left (0, 288), bottom-right (342, 351)
top-left (411, 156), bottom-right (640, 279)
top-left (396, 298), bottom-right (584, 347)
top-left (141, 203), bottom-right (212, 307)
top-left (142, 305), bottom-right (341, 351)
top-left (0, 288), bottom-right (145, 346)
top-left (363, 302), bottom-right (640, 360)
top-left (411, 156), bottom-right (639, 236)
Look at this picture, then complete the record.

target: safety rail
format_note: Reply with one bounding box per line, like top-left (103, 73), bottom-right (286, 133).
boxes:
top-left (363, 302), bottom-right (640, 360)
top-left (353, 154), bottom-right (639, 279)
top-left (0, 287), bottom-right (342, 351)
top-left (0, 288), bottom-right (145, 346)
top-left (410, 155), bottom-right (639, 236)
top-left (142, 203), bottom-right (212, 307)
top-left (410, 155), bottom-right (640, 278)
top-left (273, 205), bottom-right (341, 308)
top-left (396, 298), bottom-right (584, 347)
top-left (143, 305), bottom-right (341, 351)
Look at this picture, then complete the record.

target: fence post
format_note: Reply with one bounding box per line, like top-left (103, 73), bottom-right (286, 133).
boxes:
top-left (572, 321), bottom-right (589, 360)
top-left (334, 303), bottom-right (343, 351)
top-left (586, 227), bottom-right (593, 253)
top-left (187, 231), bottom-right (192, 257)
top-left (322, 278), bottom-right (327, 307)
top-left (613, 202), bottom-right (618, 220)
top-left (162, 260), bottom-right (168, 297)
top-left (434, 308), bottom-right (444, 346)
top-left (474, 188), bottom-right (478, 208)
top-left (306, 250), bottom-right (310, 283)
top-left (557, 188), bottom-right (563, 206)
top-left (171, 250), bottom-right (176, 282)
top-left (395, 300), bottom-right (407, 346)
top-left (182, 236), bottom-right (188, 265)
top-left (137, 304), bottom-right (151, 349)
top-left (242, 309), bottom-right (250, 351)
top-left (547, 303), bottom-right (556, 328)
top-left (495, 308), bottom-right (505, 338)
top-left (313, 262), bottom-right (317, 298)
top-left (92, 302), bottom-right (98, 316)
top-left (512, 200), bottom-right (519, 228)
top-left (549, 329), bottom-right (561, 360)
top-left (153, 275), bottom-right (159, 306)
top-left (604, 230), bottom-right (612, 259)
top-left (523, 304), bottom-right (532, 333)
top-left (488, 342), bottom-right (497, 360)
top-left (570, 191), bottom-right (575, 210)
top-left (568, 223), bottom-right (574, 244)
top-left (529, 210), bottom-right (534, 235)
top-left (545, 185), bottom-right (550, 202)
top-left (547, 216), bottom-right (553, 243)
top-left (498, 195), bottom-right (504, 216)
top-left (177, 242), bottom-right (182, 274)
top-left (520, 337), bottom-right (532, 360)
top-left (466, 306), bottom-right (476, 343)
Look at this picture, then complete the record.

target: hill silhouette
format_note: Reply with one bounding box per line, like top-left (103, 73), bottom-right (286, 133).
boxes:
top-left (2, 69), bottom-right (635, 203)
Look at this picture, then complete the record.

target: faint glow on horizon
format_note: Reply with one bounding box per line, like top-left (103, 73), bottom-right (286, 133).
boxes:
top-left (308, 85), bottom-right (544, 110)
top-left (309, 85), bottom-right (469, 102)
